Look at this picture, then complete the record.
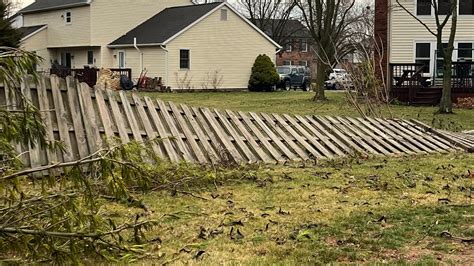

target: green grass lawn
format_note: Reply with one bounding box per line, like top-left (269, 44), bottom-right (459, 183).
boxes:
top-left (138, 91), bottom-right (474, 131)
top-left (116, 90), bottom-right (474, 264)
top-left (109, 154), bottom-right (474, 264)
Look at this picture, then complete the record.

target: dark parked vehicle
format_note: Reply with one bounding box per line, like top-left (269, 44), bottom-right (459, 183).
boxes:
top-left (277, 66), bottom-right (311, 91)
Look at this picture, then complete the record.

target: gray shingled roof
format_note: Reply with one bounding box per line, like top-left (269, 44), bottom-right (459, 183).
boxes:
top-left (19, 25), bottom-right (47, 39)
top-left (109, 3), bottom-right (222, 46)
top-left (19, 0), bottom-right (90, 14)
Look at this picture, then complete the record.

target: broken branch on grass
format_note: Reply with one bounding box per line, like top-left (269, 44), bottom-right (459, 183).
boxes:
top-left (0, 220), bottom-right (155, 239)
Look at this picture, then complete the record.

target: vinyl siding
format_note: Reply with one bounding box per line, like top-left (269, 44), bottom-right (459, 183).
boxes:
top-left (389, 0), bottom-right (474, 64)
top-left (22, 6), bottom-right (91, 47)
top-left (166, 7), bottom-right (278, 90)
top-left (90, 0), bottom-right (193, 67)
top-left (113, 47), bottom-right (167, 82)
top-left (47, 47), bottom-right (102, 69)
top-left (21, 29), bottom-right (50, 73)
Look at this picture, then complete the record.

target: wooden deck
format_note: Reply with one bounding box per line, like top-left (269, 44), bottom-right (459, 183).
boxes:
top-left (390, 62), bottom-right (474, 105)
top-left (2, 76), bottom-right (474, 170)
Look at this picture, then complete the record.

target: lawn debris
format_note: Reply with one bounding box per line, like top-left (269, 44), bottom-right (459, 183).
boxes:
top-left (193, 250), bottom-right (206, 261)
top-left (440, 231), bottom-right (474, 244)
top-left (277, 207), bottom-right (290, 215)
top-left (438, 198), bottom-right (451, 204)
top-left (229, 227), bottom-right (244, 240)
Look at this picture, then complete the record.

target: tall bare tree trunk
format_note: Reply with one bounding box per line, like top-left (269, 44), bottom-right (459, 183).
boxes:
top-left (438, 1), bottom-right (457, 113)
top-left (439, 53), bottom-right (453, 113)
top-left (313, 60), bottom-right (327, 101)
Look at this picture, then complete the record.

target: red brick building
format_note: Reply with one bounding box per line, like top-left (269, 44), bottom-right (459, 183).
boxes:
top-left (255, 20), bottom-right (316, 72)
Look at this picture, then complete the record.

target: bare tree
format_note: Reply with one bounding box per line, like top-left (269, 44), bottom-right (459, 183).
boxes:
top-left (395, 0), bottom-right (458, 113)
top-left (239, 0), bottom-right (297, 47)
top-left (296, 0), bottom-right (356, 101)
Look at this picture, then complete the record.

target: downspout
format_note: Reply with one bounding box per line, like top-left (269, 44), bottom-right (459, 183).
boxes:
top-left (160, 45), bottom-right (169, 88)
top-left (133, 37), bottom-right (143, 72)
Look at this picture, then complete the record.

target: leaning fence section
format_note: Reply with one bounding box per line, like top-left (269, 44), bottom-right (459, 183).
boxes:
top-left (1, 75), bottom-right (472, 169)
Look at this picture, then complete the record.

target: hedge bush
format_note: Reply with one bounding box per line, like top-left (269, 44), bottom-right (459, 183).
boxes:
top-left (248, 54), bottom-right (279, 91)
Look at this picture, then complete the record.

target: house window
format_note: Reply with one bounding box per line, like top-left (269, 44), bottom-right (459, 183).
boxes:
top-left (285, 41), bottom-right (292, 52)
top-left (300, 39), bottom-right (308, 52)
top-left (64, 10), bottom-right (72, 24)
top-left (460, 0), bottom-right (474, 15)
top-left (180, 49), bottom-right (190, 69)
top-left (221, 9), bottom-right (228, 21)
top-left (438, 0), bottom-right (452, 15)
top-left (458, 43), bottom-right (473, 60)
top-left (417, 0), bottom-right (431, 16)
top-left (87, 51), bottom-right (94, 65)
top-left (415, 42), bottom-right (431, 73)
top-left (283, 60), bottom-right (292, 66)
top-left (299, 61), bottom-right (308, 67)
top-left (118, 50), bottom-right (126, 68)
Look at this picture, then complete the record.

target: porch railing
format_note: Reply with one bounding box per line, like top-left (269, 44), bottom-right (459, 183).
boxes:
top-left (389, 63), bottom-right (429, 103)
top-left (50, 67), bottom-right (132, 87)
top-left (390, 62), bottom-right (474, 103)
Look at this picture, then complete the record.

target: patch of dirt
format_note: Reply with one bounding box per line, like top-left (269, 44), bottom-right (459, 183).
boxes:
top-left (403, 247), bottom-right (433, 262)
top-left (441, 248), bottom-right (474, 264)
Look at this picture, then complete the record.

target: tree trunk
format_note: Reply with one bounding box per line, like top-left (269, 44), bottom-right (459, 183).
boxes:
top-left (439, 54), bottom-right (453, 113)
top-left (313, 61), bottom-right (328, 101)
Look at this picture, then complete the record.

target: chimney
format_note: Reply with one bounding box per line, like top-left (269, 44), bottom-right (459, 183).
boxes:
top-left (374, 0), bottom-right (389, 81)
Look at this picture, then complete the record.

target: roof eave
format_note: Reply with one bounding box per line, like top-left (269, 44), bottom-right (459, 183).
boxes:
top-left (19, 1), bottom-right (91, 15)
top-left (108, 43), bottom-right (164, 48)
top-left (162, 2), bottom-right (226, 45)
top-left (20, 25), bottom-right (48, 42)
top-left (161, 2), bottom-right (281, 49)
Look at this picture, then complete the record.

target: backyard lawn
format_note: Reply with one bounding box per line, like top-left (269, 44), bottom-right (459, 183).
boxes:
top-left (114, 90), bottom-right (474, 264)
top-left (111, 154), bottom-right (474, 265)
top-left (139, 91), bottom-right (474, 131)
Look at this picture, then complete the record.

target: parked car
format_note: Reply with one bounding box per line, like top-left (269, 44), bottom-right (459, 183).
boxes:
top-left (328, 69), bottom-right (348, 80)
top-left (325, 75), bottom-right (353, 90)
top-left (276, 66), bottom-right (311, 91)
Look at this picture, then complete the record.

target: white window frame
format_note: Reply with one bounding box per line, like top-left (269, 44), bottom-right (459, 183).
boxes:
top-left (413, 40), bottom-right (435, 76)
top-left (221, 8), bottom-right (228, 21)
top-left (459, 0), bottom-right (474, 15)
top-left (285, 41), bottom-right (292, 52)
top-left (117, 50), bottom-right (126, 68)
top-left (415, 0), bottom-right (474, 17)
top-left (283, 60), bottom-right (292, 66)
top-left (64, 10), bottom-right (72, 24)
top-left (299, 60), bottom-right (308, 67)
top-left (179, 49), bottom-right (191, 70)
top-left (455, 41), bottom-right (474, 60)
top-left (301, 39), bottom-right (308, 52)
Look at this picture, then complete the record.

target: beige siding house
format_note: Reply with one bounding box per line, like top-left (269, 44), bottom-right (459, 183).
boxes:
top-left (17, 0), bottom-right (192, 72)
top-left (109, 2), bottom-right (280, 90)
top-left (375, 0), bottom-right (474, 105)
top-left (18, 1), bottom-right (280, 90)
top-left (389, 0), bottom-right (474, 76)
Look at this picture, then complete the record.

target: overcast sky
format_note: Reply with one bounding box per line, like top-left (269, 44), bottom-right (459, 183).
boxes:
top-left (18, 0), bottom-right (33, 8)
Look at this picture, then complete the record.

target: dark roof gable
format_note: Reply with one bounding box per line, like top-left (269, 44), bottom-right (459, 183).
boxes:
top-left (19, 25), bottom-right (47, 40)
top-left (255, 19), bottom-right (310, 40)
top-left (109, 3), bottom-right (222, 46)
top-left (19, 0), bottom-right (90, 14)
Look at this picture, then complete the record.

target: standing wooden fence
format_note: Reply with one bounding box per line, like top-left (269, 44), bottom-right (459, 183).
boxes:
top-left (1, 75), bottom-right (473, 169)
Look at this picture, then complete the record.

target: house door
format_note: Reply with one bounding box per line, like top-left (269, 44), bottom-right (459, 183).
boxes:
top-left (61, 52), bottom-right (72, 68)
top-left (118, 50), bottom-right (126, 68)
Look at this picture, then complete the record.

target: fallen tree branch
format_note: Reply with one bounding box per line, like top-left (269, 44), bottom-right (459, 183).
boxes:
top-left (440, 231), bottom-right (474, 244)
top-left (0, 220), bottom-right (154, 239)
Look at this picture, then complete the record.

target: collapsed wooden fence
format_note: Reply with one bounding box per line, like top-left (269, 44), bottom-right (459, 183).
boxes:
top-left (1, 75), bottom-right (473, 169)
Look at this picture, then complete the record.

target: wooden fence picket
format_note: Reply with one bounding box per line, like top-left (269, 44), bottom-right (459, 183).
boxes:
top-left (1, 76), bottom-right (471, 171)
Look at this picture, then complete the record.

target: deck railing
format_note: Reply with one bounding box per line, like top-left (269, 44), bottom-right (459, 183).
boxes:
top-left (389, 63), bottom-right (429, 103)
top-left (390, 62), bottom-right (474, 103)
